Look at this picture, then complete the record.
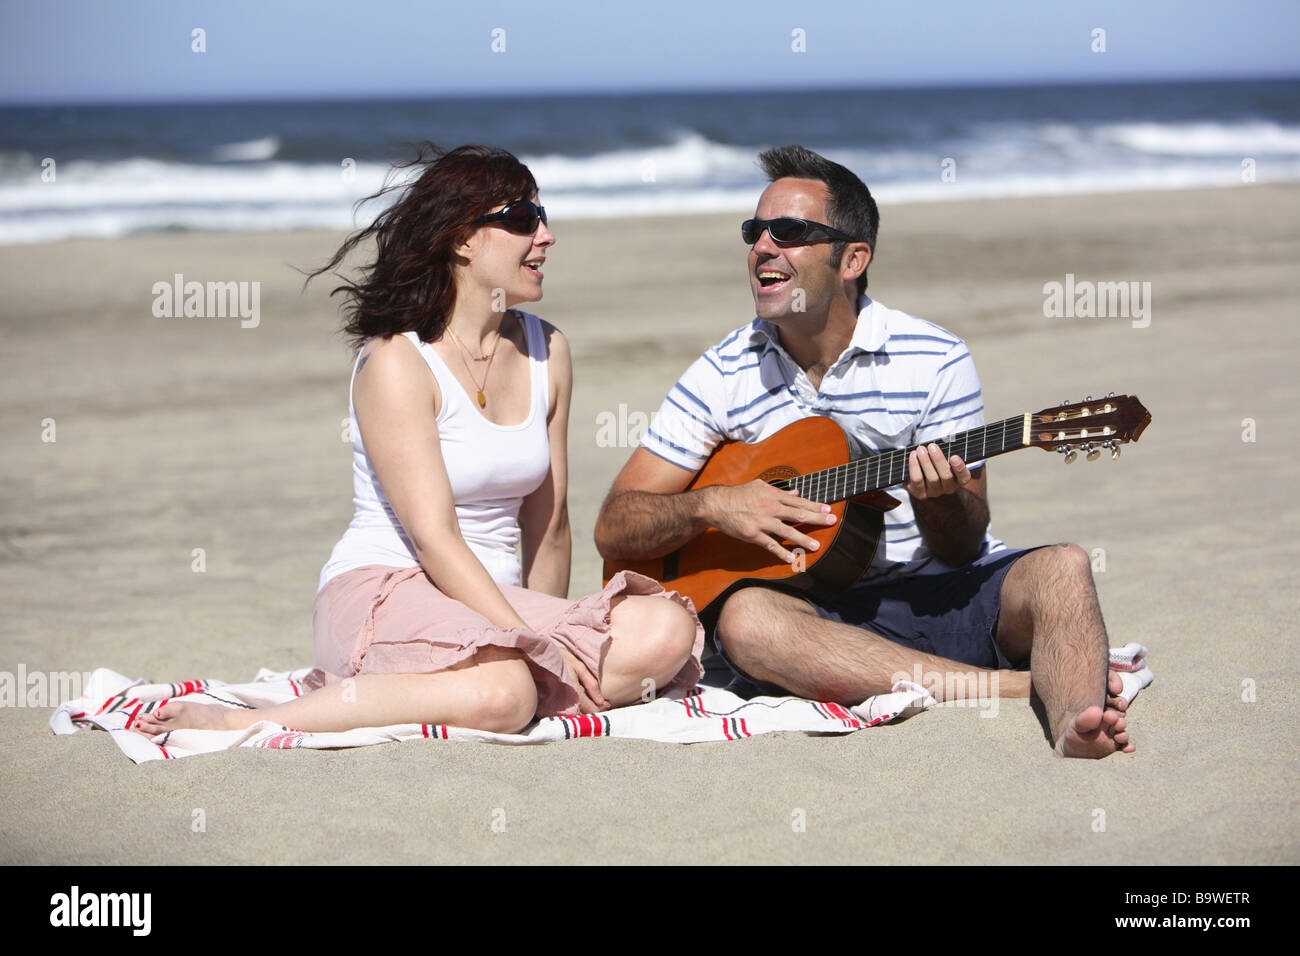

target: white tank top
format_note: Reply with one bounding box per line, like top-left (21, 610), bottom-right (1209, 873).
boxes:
top-left (318, 310), bottom-right (552, 592)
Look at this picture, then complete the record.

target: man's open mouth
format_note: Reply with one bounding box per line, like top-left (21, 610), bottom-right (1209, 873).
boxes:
top-left (757, 270), bottom-right (791, 290)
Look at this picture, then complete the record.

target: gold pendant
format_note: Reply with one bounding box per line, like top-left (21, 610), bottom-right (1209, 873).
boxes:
top-left (476, 390), bottom-right (486, 408)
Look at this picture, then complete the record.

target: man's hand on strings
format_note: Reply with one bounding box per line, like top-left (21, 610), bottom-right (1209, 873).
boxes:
top-left (708, 481), bottom-right (836, 565)
top-left (905, 443), bottom-right (974, 500)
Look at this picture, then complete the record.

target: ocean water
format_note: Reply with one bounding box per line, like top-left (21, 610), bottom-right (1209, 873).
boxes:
top-left (1, 79), bottom-right (1297, 244)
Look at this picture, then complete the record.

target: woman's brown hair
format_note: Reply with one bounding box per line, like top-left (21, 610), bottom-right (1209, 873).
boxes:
top-left (307, 142), bottom-right (537, 350)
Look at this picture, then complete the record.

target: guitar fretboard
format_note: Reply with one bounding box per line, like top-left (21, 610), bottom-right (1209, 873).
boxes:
top-left (773, 415), bottom-right (1026, 503)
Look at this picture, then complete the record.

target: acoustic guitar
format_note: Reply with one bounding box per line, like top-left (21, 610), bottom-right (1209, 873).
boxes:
top-left (604, 394), bottom-right (1151, 625)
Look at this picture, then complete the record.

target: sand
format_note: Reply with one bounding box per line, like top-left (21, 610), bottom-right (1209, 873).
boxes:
top-left (1, 184), bottom-right (1296, 865)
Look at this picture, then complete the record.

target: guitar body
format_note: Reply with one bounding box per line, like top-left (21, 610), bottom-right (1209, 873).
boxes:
top-left (604, 417), bottom-right (895, 627)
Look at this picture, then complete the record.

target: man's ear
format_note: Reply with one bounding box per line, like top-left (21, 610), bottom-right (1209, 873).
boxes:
top-left (842, 241), bottom-right (872, 283)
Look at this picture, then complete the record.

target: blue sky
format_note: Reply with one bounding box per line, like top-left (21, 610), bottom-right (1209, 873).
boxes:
top-left (1, 0), bottom-right (1297, 104)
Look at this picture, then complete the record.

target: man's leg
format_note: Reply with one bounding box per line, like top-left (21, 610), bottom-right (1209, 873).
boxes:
top-left (715, 587), bottom-right (1032, 704)
top-left (996, 543), bottom-right (1133, 757)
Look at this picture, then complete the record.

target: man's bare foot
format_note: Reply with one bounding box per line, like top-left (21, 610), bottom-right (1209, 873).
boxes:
top-left (1053, 703), bottom-right (1133, 758)
top-left (133, 701), bottom-right (252, 736)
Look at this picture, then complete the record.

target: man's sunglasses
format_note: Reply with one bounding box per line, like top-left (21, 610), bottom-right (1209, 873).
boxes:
top-left (742, 217), bottom-right (860, 246)
top-left (473, 201), bottom-right (547, 235)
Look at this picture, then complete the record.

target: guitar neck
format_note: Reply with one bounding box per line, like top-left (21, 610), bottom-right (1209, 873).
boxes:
top-left (777, 414), bottom-right (1029, 503)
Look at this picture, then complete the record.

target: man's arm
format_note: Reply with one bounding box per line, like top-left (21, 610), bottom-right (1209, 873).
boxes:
top-left (594, 447), bottom-right (836, 563)
top-left (901, 336), bottom-right (994, 567)
top-left (594, 448), bottom-right (711, 561)
top-left (905, 444), bottom-right (990, 566)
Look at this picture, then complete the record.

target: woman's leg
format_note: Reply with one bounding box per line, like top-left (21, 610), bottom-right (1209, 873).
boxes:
top-left (133, 647), bottom-right (538, 736)
top-left (597, 595), bottom-right (700, 706)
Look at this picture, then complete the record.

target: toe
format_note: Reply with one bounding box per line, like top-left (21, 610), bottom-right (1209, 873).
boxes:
top-left (1075, 705), bottom-right (1105, 733)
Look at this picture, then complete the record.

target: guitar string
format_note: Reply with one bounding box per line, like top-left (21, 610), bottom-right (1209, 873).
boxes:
top-left (780, 416), bottom-right (1023, 502)
top-left (783, 408), bottom-right (1127, 501)
top-left (781, 418), bottom-right (1008, 500)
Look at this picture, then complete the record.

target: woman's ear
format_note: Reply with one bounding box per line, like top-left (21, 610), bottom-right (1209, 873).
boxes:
top-left (452, 229), bottom-right (476, 263)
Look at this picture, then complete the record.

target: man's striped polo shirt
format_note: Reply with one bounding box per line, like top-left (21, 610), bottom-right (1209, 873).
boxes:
top-left (641, 295), bottom-right (1006, 582)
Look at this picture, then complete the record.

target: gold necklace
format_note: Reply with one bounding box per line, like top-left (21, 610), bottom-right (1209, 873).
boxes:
top-left (445, 326), bottom-right (499, 408)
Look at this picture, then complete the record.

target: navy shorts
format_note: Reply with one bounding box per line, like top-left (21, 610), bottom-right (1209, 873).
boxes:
top-left (708, 547), bottom-right (1039, 698)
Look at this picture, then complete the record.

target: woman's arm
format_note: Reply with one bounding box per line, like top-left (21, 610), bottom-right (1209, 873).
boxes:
top-left (352, 335), bottom-right (531, 630)
top-left (519, 322), bottom-right (571, 598)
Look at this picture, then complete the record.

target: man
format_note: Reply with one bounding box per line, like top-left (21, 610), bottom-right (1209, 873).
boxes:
top-left (594, 145), bottom-right (1133, 758)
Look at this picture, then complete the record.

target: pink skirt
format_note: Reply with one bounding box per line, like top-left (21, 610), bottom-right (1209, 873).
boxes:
top-left (312, 565), bottom-right (706, 718)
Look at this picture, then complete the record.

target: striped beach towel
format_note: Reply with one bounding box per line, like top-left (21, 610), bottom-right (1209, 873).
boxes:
top-left (48, 645), bottom-right (1151, 764)
top-left (48, 667), bottom-right (933, 763)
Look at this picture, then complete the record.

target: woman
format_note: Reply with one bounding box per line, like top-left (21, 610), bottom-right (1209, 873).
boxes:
top-left (136, 144), bottom-right (704, 738)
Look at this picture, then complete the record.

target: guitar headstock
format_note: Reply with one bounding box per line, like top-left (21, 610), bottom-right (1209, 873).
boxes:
top-left (1028, 394), bottom-right (1151, 462)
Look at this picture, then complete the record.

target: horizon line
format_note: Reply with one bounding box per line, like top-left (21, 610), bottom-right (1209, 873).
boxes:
top-left (3, 72), bottom-right (1298, 109)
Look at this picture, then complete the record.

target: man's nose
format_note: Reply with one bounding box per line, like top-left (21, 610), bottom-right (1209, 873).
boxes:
top-left (750, 225), bottom-right (780, 257)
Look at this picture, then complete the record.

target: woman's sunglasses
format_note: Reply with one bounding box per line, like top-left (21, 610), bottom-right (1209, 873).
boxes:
top-left (742, 217), bottom-right (860, 246)
top-left (474, 201), bottom-right (547, 236)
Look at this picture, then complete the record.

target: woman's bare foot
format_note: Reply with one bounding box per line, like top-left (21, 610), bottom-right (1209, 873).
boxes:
top-left (133, 701), bottom-right (256, 736)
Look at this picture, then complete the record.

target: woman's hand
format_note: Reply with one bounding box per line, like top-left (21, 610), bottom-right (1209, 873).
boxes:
top-left (559, 646), bottom-right (608, 713)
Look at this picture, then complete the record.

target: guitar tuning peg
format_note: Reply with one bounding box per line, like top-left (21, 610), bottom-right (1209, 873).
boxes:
top-left (1084, 395), bottom-right (1093, 402)
top-left (1063, 448), bottom-right (1077, 464)
top-left (1086, 445), bottom-right (1101, 462)
top-left (1061, 399), bottom-right (1071, 406)
top-left (1107, 391), bottom-right (1115, 398)
top-left (1110, 443), bottom-right (1121, 461)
